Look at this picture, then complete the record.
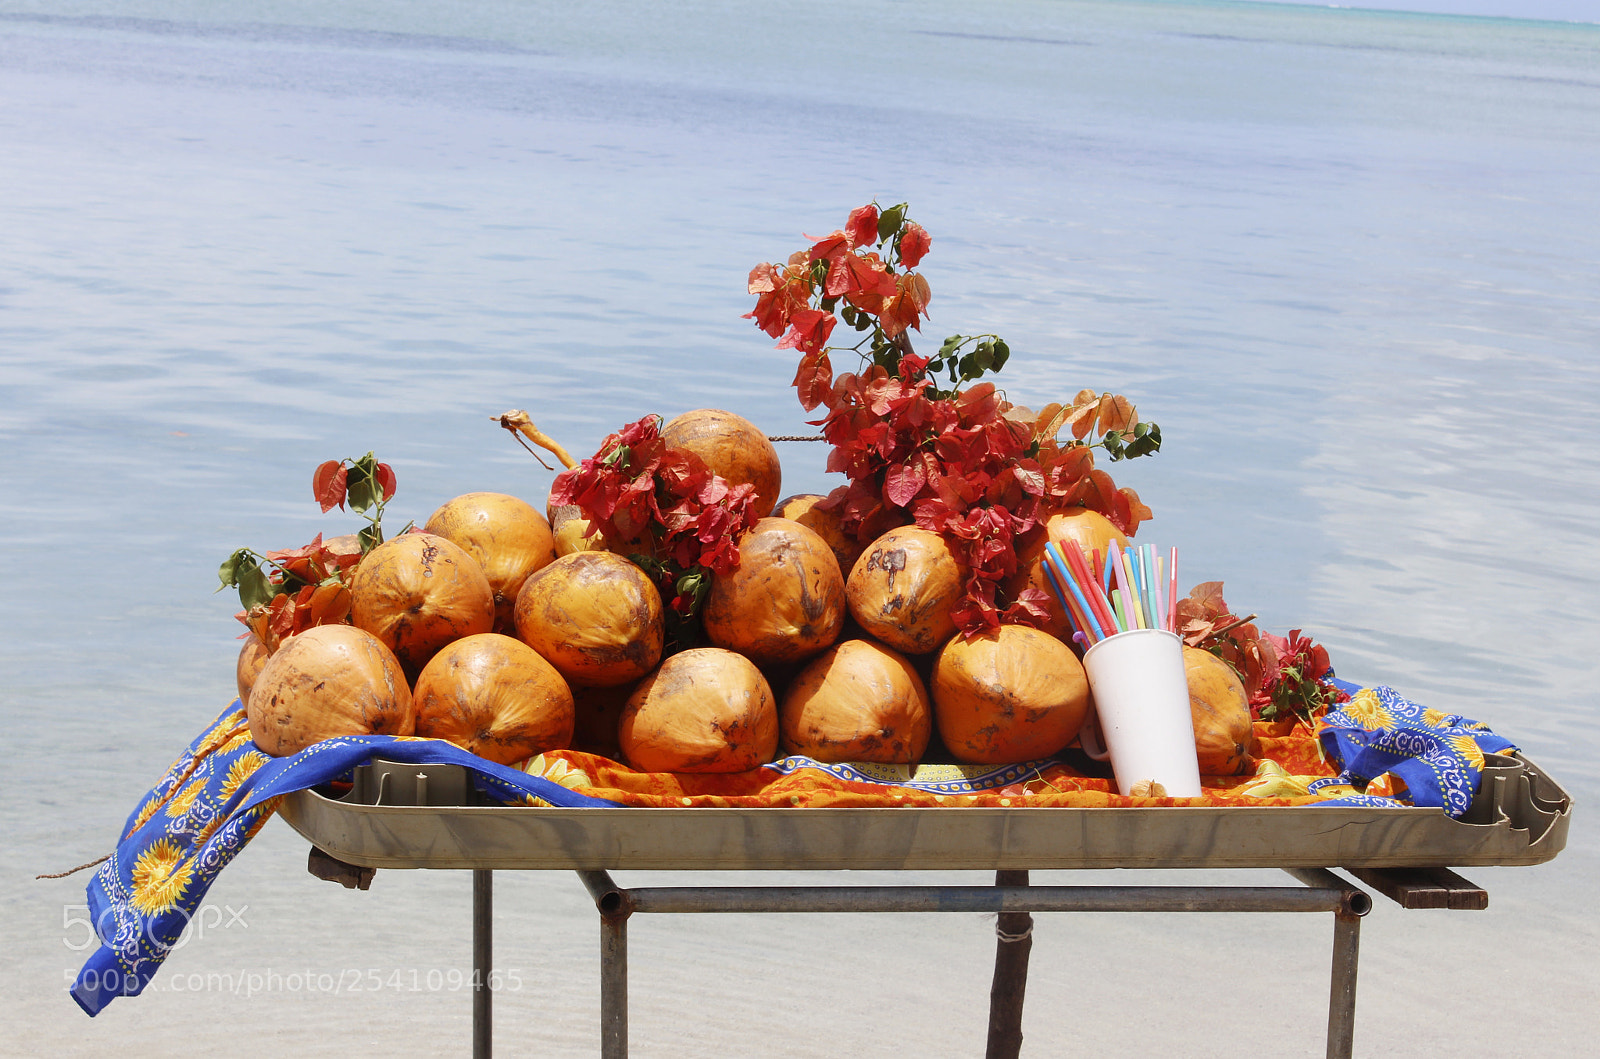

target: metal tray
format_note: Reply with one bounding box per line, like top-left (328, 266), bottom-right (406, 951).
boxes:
top-left (277, 752), bottom-right (1571, 872)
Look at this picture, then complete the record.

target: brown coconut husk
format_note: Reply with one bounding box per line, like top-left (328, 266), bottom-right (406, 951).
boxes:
top-left (514, 551), bottom-right (664, 687)
top-left (701, 517), bottom-right (846, 665)
top-left (424, 492), bottom-right (557, 634)
top-left (247, 624), bottom-right (414, 756)
top-left (1184, 646), bottom-right (1258, 775)
top-left (773, 492), bottom-right (864, 575)
top-left (412, 633), bottom-right (574, 765)
top-left (781, 638), bottom-right (931, 765)
top-left (236, 632), bottom-right (272, 709)
top-left (660, 408), bottom-right (783, 519)
top-left (547, 502), bottom-right (615, 558)
top-left (846, 526), bottom-right (967, 655)
top-left (1006, 508), bottom-right (1129, 639)
top-left (349, 532), bottom-right (496, 678)
top-left (932, 625), bottom-right (1090, 765)
top-left (619, 648), bottom-right (778, 773)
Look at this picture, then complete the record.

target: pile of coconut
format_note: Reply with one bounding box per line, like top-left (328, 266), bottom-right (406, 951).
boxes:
top-left (240, 408), bottom-right (1253, 777)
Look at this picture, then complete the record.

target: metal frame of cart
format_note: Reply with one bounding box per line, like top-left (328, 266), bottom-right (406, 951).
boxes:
top-left (279, 753), bottom-right (1569, 1058)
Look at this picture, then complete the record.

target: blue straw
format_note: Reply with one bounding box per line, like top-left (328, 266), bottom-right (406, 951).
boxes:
top-left (1039, 555), bottom-right (1084, 642)
top-left (1045, 542), bottom-right (1106, 643)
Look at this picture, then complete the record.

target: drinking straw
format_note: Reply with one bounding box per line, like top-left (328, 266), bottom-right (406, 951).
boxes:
top-left (1167, 545), bottom-right (1179, 633)
top-left (1112, 545), bottom-right (1139, 631)
top-left (1120, 546), bottom-right (1146, 630)
top-left (1158, 550), bottom-right (1171, 633)
top-left (1040, 548), bottom-right (1095, 643)
top-left (1085, 546), bottom-right (1117, 632)
top-left (1045, 543), bottom-right (1107, 643)
top-left (1062, 541), bottom-right (1119, 636)
top-left (1130, 545), bottom-right (1150, 630)
top-left (1143, 544), bottom-right (1159, 633)
top-left (1100, 546), bottom-right (1114, 598)
top-left (1111, 588), bottom-right (1128, 633)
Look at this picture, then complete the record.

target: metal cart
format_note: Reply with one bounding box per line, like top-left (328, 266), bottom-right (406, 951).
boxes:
top-left (278, 751), bottom-right (1570, 1059)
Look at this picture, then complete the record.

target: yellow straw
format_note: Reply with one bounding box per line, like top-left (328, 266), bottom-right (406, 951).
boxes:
top-left (1122, 547), bottom-right (1146, 629)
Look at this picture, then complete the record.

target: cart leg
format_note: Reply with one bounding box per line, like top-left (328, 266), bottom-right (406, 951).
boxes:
top-left (1325, 907), bottom-right (1361, 1059)
top-left (985, 869), bottom-right (1033, 1059)
top-left (600, 909), bottom-right (629, 1059)
top-left (473, 869), bottom-right (492, 1059)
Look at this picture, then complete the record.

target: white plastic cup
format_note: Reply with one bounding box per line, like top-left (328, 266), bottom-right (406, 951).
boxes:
top-left (1080, 628), bottom-right (1201, 798)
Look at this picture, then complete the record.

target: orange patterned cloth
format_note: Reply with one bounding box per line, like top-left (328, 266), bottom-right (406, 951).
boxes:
top-left (516, 717), bottom-right (1357, 810)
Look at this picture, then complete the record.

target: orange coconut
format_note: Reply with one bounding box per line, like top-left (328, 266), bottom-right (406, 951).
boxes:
top-left (1184, 646), bottom-right (1258, 775)
top-left (846, 526), bottom-right (967, 655)
top-left (514, 551), bottom-right (664, 687)
top-left (774, 492), bottom-right (865, 576)
top-left (618, 648), bottom-right (778, 773)
top-left (246, 624), bottom-right (414, 756)
top-left (701, 517), bottom-right (845, 665)
top-left (1006, 507), bottom-right (1131, 638)
top-left (412, 633), bottom-right (574, 765)
top-left (781, 639), bottom-right (931, 765)
top-left (424, 492), bottom-right (556, 634)
top-left (349, 532), bottom-right (496, 677)
top-left (236, 632), bottom-right (271, 709)
top-left (660, 408), bottom-right (782, 519)
top-left (548, 502), bottom-right (619, 557)
top-left (932, 625), bottom-right (1091, 764)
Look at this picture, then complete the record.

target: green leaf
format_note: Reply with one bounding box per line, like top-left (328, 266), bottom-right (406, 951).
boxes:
top-left (358, 523), bottom-right (383, 554)
top-left (237, 563), bottom-right (275, 610)
top-left (1123, 422), bottom-right (1162, 459)
top-left (939, 334), bottom-right (963, 355)
top-left (877, 204), bottom-right (906, 242)
top-left (992, 339), bottom-right (1010, 371)
top-left (218, 548), bottom-right (253, 588)
top-left (973, 341), bottom-right (994, 372)
top-left (346, 471), bottom-right (377, 513)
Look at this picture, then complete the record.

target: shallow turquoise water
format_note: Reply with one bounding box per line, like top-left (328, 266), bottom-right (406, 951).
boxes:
top-left (3, 2), bottom-right (1597, 1054)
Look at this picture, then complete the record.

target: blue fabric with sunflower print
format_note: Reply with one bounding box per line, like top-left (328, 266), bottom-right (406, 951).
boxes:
top-left (1314, 679), bottom-right (1517, 818)
top-left (72, 701), bottom-right (616, 1017)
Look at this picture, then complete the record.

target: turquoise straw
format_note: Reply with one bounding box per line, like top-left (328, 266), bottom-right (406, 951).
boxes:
top-left (1039, 548), bottom-right (1085, 641)
top-left (1045, 542), bottom-right (1106, 643)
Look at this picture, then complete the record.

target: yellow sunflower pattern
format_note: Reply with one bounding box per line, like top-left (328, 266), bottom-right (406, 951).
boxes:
top-left (163, 778), bottom-right (207, 820)
top-left (77, 702), bottom-right (615, 1016)
top-left (129, 837), bottom-right (194, 916)
top-left (1315, 682), bottom-right (1517, 817)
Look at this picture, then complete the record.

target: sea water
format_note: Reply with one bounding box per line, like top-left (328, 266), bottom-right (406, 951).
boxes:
top-left (2, 1), bottom-right (1597, 1054)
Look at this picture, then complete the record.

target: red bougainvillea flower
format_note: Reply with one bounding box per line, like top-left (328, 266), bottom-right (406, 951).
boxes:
top-left (876, 272), bottom-right (931, 338)
top-left (776, 306), bottom-right (837, 355)
top-left (747, 204), bottom-right (1161, 636)
top-left (550, 415), bottom-right (761, 619)
top-left (846, 204), bottom-right (880, 248)
top-left (744, 258), bottom-right (814, 339)
top-left (899, 222), bottom-right (931, 268)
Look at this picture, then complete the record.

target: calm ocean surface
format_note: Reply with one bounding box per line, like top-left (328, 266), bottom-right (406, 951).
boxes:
top-left (3, 1), bottom-right (1597, 1054)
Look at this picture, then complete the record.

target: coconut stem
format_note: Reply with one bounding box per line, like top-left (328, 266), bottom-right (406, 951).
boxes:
top-left (496, 410), bottom-right (578, 471)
